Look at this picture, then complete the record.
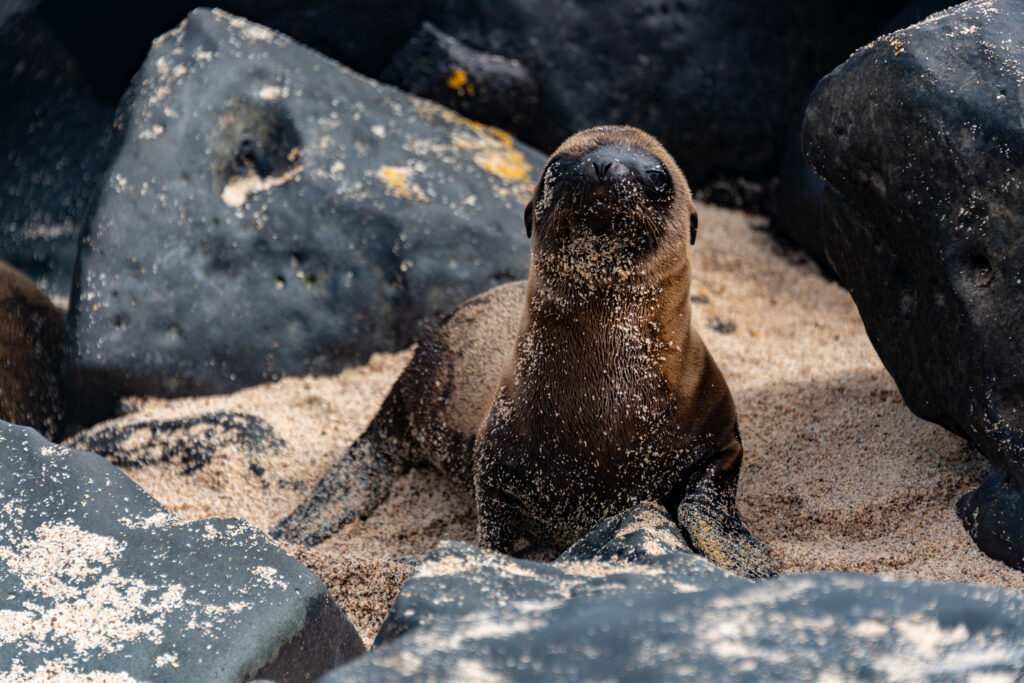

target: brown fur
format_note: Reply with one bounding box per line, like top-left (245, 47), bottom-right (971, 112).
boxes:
top-left (0, 262), bottom-right (65, 439)
top-left (273, 126), bottom-right (773, 577)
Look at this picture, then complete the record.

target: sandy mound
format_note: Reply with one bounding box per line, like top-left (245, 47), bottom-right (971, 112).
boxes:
top-left (83, 202), bottom-right (1024, 646)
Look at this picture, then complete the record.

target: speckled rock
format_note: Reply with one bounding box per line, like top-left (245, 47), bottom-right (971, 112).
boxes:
top-left (320, 502), bottom-right (1024, 681)
top-left (64, 8), bottom-right (541, 421)
top-left (0, 262), bottom-right (65, 439)
top-left (397, 1), bottom-right (903, 187)
top-left (0, 11), bottom-right (115, 300)
top-left (37, 1), bottom-right (910, 189)
top-left (803, 0), bottom-right (1024, 570)
top-left (381, 21), bottom-right (538, 132)
top-left (0, 420), bottom-right (364, 681)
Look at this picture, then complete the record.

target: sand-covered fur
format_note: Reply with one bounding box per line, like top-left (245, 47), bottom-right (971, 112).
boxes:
top-left (274, 126), bottom-right (774, 577)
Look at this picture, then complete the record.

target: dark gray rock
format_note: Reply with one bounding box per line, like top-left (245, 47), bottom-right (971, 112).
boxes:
top-left (0, 11), bottom-right (115, 300)
top-left (0, 262), bottom-right (65, 439)
top-left (36, 0), bottom-right (426, 102)
top-left (0, 0), bottom-right (37, 33)
top-left (770, 2), bottom-right (955, 271)
top-left (417, 1), bottom-right (904, 187)
top-left (320, 502), bottom-right (1024, 681)
top-left (65, 8), bottom-right (541, 421)
top-left (381, 22), bottom-right (538, 132)
top-left (38, 1), bottom-right (908, 188)
top-left (769, 113), bottom-right (828, 271)
top-left (0, 419), bottom-right (363, 680)
top-left (804, 0), bottom-right (1024, 569)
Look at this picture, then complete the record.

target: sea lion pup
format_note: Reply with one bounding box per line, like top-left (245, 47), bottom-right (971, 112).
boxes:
top-left (273, 125), bottom-right (774, 577)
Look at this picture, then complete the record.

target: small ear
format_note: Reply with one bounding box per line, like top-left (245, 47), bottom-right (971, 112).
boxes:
top-left (524, 201), bottom-right (534, 239)
top-left (689, 210), bottom-right (698, 245)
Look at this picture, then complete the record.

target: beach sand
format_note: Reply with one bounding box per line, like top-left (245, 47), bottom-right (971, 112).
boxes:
top-left (84, 202), bottom-right (1024, 646)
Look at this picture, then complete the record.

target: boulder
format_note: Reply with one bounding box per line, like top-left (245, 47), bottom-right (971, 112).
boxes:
top-left (404, 1), bottom-right (904, 186)
top-left (65, 8), bottom-right (540, 421)
top-left (769, 112), bottom-right (829, 271)
top-left (319, 502), bottom-right (1024, 680)
top-left (769, 0), bottom-right (956, 268)
top-left (36, 0), bottom-right (426, 102)
top-left (381, 21), bottom-right (538, 132)
top-left (0, 420), bottom-right (364, 680)
top-left (39, 1), bottom-right (909, 187)
top-left (803, 0), bottom-right (1024, 569)
top-left (0, 11), bottom-right (115, 300)
top-left (0, 262), bottom-right (65, 439)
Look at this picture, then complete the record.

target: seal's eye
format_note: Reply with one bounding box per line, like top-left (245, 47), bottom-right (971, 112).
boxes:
top-left (647, 168), bottom-right (669, 190)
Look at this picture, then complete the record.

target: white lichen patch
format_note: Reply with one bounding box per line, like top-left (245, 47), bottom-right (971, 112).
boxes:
top-left (138, 124), bottom-right (165, 140)
top-left (221, 164), bottom-right (303, 207)
top-left (258, 84), bottom-right (289, 101)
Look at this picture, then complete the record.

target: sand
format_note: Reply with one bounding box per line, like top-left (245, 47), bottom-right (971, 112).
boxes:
top-left (77, 201), bottom-right (1024, 646)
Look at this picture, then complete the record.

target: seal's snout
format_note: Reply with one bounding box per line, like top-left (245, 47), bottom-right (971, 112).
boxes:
top-left (582, 149), bottom-right (633, 188)
top-left (591, 158), bottom-right (629, 182)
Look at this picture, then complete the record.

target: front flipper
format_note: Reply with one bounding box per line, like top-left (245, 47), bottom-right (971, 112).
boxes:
top-left (677, 446), bottom-right (776, 579)
top-left (271, 437), bottom-right (407, 546)
top-left (475, 484), bottom-right (529, 555)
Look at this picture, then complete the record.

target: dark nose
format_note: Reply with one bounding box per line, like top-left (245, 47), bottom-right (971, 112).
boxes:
top-left (592, 159), bottom-right (629, 181)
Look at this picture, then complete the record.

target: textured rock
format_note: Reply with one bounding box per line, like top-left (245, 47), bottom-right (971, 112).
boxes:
top-left (804, 0), bottom-right (1024, 569)
top-left (770, 112), bottom-right (828, 270)
top-left (0, 420), bottom-right (363, 680)
top-left (0, 11), bottom-right (115, 299)
top-left (320, 502), bottom-right (1024, 681)
top-left (37, 0), bottom-right (426, 101)
top-left (770, 0), bottom-right (955, 269)
top-left (65, 8), bottom-right (540, 420)
top-left (0, 262), bottom-right (65, 439)
top-left (410, 1), bottom-right (903, 186)
top-left (381, 22), bottom-right (538, 132)
top-left (39, 1), bottom-right (903, 187)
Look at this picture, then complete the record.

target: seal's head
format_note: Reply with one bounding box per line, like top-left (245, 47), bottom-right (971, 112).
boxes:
top-left (524, 126), bottom-right (697, 280)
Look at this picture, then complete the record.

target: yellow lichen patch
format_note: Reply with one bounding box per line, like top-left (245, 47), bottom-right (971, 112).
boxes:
top-left (471, 148), bottom-right (532, 183)
top-left (377, 165), bottom-right (428, 201)
top-left (446, 68), bottom-right (469, 91)
top-left (448, 116), bottom-right (534, 185)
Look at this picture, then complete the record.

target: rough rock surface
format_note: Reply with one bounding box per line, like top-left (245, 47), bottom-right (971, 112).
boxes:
top-left (0, 420), bottom-right (363, 681)
top-left (769, 0), bottom-right (955, 266)
top-left (0, 11), bottom-right (115, 300)
top-left (382, 22), bottom-right (538, 132)
top-left (0, 263), bottom-right (65, 439)
top-left (321, 502), bottom-right (1024, 681)
top-left (65, 8), bottom-right (541, 420)
top-left (39, 1), bottom-right (904, 187)
top-left (804, 0), bottom-right (1024, 569)
top-left (390, 1), bottom-right (904, 187)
